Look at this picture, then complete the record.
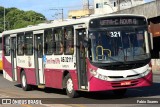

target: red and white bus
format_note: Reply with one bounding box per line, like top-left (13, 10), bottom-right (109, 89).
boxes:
top-left (2, 14), bottom-right (153, 98)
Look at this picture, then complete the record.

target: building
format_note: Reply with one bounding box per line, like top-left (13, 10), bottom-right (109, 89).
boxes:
top-left (94, 0), bottom-right (144, 15)
top-left (68, 0), bottom-right (144, 19)
top-left (68, 9), bottom-right (94, 19)
top-left (68, 0), bottom-right (94, 19)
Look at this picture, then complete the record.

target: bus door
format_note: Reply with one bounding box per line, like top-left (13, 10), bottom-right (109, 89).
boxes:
top-left (34, 31), bottom-right (44, 85)
top-left (76, 28), bottom-right (88, 90)
top-left (10, 35), bottom-right (17, 81)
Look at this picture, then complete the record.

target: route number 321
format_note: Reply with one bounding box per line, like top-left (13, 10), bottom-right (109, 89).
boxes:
top-left (110, 31), bottom-right (121, 37)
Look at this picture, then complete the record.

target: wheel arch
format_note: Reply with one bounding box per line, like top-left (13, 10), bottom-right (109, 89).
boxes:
top-left (20, 68), bottom-right (25, 77)
top-left (62, 70), bottom-right (69, 89)
top-left (20, 68), bottom-right (31, 91)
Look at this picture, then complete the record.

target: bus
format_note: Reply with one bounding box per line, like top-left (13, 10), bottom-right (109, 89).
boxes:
top-left (0, 33), bottom-right (3, 71)
top-left (2, 14), bottom-right (153, 98)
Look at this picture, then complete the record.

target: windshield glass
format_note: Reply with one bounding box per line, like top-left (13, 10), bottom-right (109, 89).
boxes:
top-left (89, 28), bottom-right (150, 63)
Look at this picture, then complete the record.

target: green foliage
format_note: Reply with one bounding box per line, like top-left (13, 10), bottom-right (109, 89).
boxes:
top-left (0, 6), bottom-right (46, 33)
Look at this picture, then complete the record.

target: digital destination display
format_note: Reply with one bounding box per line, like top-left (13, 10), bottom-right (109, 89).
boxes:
top-left (100, 19), bottom-right (138, 26)
top-left (89, 16), bottom-right (147, 28)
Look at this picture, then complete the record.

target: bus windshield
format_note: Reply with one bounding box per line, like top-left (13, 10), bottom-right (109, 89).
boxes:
top-left (89, 28), bottom-right (150, 63)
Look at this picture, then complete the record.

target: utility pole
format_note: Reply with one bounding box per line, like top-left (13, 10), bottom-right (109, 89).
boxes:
top-left (117, 0), bottom-right (120, 11)
top-left (4, 7), bottom-right (5, 31)
top-left (61, 8), bottom-right (63, 21)
top-left (83, 0), bottom-right (89, 9)
top-left (50, 8), bottom-right (64, 21)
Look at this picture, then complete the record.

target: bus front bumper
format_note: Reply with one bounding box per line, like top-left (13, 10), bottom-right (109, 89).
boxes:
top-left (89, 72), bottom-right (152, 91)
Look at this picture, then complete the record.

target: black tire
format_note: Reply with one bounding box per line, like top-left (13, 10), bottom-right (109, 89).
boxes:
top-left (113, 89), bottom-right (127, 97)
top-left (64, 74), bottom-right (79, 98)
top-left (21, 71), bottom-right (31, 91)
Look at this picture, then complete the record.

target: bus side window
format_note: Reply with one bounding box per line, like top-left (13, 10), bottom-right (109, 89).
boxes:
top-left (24, 32), bottom-right (33, 55)
top-left (54, 28), bottom-right (64, 55)
top-left (59, 42), bottom-right (64, 54)
top-left (4, 35), bottom-right (10, 56)
top-left (17, 33), bottom-right (24, 55)
top-left (44, 29), bottom-right (54, 55)
top-left (64, 27), bottom-right (74, 55)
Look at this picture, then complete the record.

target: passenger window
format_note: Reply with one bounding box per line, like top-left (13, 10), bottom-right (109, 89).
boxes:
top-left (44, 29), bottom-right (54, 55)
top-left (64, 27), bottom-right (74, 55)
top-left (24, 32), bottom-right (33, 55)
top-left (17, 33), bottom-right (24, 55)
top-left (4, 35), bottom-right (10, 56)
top-left (54, 28), bottom-right (63, 54)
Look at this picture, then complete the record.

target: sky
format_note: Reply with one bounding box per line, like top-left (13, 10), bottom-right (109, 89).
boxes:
top-left (0, 0), bottom-right (153, 20)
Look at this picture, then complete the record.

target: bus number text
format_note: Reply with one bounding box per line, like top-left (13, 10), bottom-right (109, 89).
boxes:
top-left (110, 31), bottom-right (121, 37)
top-left (61, 57), bottom-right (73, 62)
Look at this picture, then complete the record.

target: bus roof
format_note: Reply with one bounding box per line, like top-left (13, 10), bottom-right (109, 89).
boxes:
top-left (2, 14), bottom-right (146, 35)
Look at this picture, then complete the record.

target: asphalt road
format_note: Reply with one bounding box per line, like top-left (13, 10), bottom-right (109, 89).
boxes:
top-left (0, 72), bottom-right (160, 107)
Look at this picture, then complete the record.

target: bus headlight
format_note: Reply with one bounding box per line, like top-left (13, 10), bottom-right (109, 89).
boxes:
top-left (98, 74), bottom-right (108, 81)
top-left (90, 69), bottom-right (97, 76)
top-left (141, 67), bottom-right (151, 77)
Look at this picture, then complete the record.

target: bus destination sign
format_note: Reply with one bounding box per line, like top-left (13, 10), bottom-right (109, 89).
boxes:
top-left (89, 16), bottom-right (146, 28)
top-left (100, 18), bottom-right (138, 26)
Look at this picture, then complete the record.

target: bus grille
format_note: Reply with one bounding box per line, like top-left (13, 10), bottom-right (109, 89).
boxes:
top-left (108, 74), bottom-right (140, 79)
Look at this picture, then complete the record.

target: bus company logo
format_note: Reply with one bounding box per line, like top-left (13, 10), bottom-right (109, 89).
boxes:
top-left (46, 58), bottom-right (60, 64)
top-left (18, 58), bottom-right (25, 63)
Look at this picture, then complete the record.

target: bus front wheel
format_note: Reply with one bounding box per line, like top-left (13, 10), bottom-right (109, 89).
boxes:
top-left (65, 74), bottom-right (79, 98)
top-left (21, 71), bottom-right (31, 91)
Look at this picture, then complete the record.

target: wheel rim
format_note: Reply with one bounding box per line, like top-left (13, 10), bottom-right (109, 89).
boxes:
top-left (67, 78), bottom-right (73, 93)
top-left (22, 74), bottom-right (26, 87)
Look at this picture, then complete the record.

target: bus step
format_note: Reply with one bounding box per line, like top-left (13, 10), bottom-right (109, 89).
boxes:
top-left (38, 85), bottom-right (45, 89)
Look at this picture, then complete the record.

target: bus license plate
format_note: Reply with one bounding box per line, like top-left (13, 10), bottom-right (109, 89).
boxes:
top-left (121, 81), bottom-right (131, 86)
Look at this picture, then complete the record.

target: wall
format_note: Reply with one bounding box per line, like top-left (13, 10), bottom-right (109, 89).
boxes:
top-left (112, 0), bottom-right (159, 19)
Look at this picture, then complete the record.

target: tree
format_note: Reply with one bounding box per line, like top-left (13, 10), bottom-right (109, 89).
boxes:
top-left (0, 6), bottom-right (46, 33)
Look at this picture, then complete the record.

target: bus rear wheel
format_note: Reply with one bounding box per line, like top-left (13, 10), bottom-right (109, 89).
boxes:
top-left (21, 71), bottom-right (31, 91)
top-left (113, 89), bottom-right (127, 97)
top-left (65, 74), bottom-right (79, 98)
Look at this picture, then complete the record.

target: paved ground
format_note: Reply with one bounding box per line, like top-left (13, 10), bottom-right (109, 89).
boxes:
top-left (0, 72), bottom-right (160, 107)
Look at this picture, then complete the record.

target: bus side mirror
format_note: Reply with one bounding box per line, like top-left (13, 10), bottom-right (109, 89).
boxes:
top-left (145, 31), bottom-right (149, 53)
top-left (150, 33), bottom-right (153, 50)
top-left (83, 34), bottom-right (89, 48)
